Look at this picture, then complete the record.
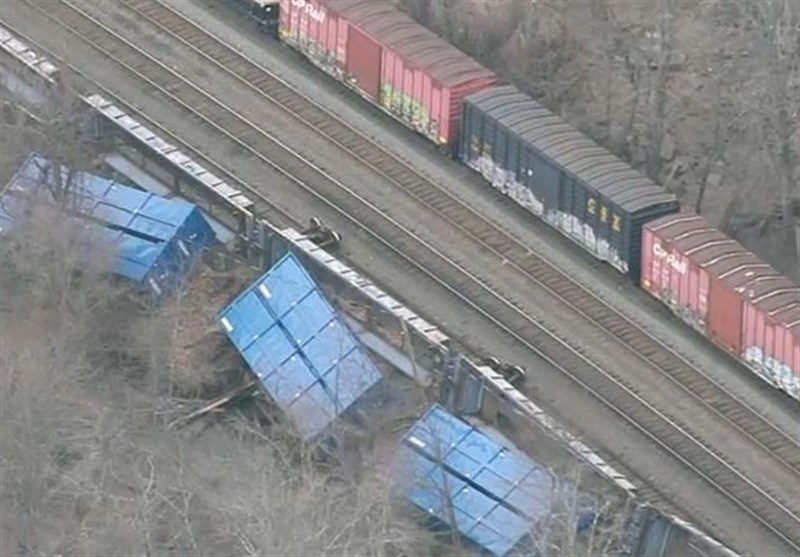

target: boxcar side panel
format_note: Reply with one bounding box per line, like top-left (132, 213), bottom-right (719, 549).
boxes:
top-left (496, 123), bottom-right (510, 176)
top-left (445, 78), bottom-right (497, 147)
top-left (279, 0), bottom-right (343, 75)
top-left (335, 15), bottom-right (348, 66)
top-left (527, 146), bottom-right (561, 222)
top-left (345, 25), bottom-right (381, 99)
top-left (707, 279), bottom-right (743, 358)
top-left (641, 223), bottom-right (709, 332)
top-left (281, 1), bottom-right (496, 148)
top-left (432, 84), bottom-right (445, 143)
top-left (595, 200), bottom-right (615, 265)
top-left (743, 303), bottom-right (800, 397)
top-left (399, 63), bottom-right (412, 117)
top-left (381, 49), bottom-right (411, 125)
top-left (440, 86), bottom-right (458, 146)
top-left (377, 43), bottom-right (494, 147)
top-left (644, 213), bottom-right (798, 400)
top-left (609, 208), bottom-right (627, 275)
top-left (412, 68), bottom-right (426, 129)
top-left (458, 101), bottom-right (477, 164)
top-left (640, 226), bottom-right (657, 294)
top-left (476, 109), bottom-right (497, 179)
top-left (565, 177), bottom-right (589, 240)
top-left (379, 45), bottom-right (397, 111)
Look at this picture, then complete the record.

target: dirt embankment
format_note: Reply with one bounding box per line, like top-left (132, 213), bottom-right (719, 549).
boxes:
top-left (397, 0), bottom-right (800, 281)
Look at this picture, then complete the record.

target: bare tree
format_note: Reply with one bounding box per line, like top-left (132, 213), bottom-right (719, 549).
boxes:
top-left (529, 464), bottom-right (632, 557)
top-left (207, 417), bottom-right (427, 557)
top-left (644, 0), bottom-right (676, 180)
top-left (1, 90), bottom-right (92, 202)
top-left (694, 52), bottom-right (736, 215)
top-left (1, 103), bottom-right (442, 557)
top-left (0, 196), bottom-right (118, 556)
top-left (750, 0), bottom-right (800, 246)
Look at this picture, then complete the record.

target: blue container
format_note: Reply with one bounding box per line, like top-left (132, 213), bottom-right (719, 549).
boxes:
top-left (400, 404), bottom-right (556, 556)
top-left (218, 252), bottom-right (383, 440)
top-left (0, 153), bottom-right (216, 298)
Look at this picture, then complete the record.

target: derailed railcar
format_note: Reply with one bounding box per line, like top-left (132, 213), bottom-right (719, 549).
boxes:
top-left (641, 213), bottom-right (800, 400)
top-left (278, 0), bottom-right (497, 149)
top-left (459, 85), bottom-right (679, 281)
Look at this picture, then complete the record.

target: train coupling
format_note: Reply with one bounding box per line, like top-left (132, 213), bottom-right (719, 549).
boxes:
top-left (302, 216), bottom-right (342, 249)
top-left (483, 356), bottom-right (527, 385)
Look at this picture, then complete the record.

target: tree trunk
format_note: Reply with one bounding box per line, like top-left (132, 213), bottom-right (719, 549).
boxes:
top-left (695, 76), bottom-right (725, 214)
top-left (621, 60), bottom-right (642, 160)
top-left (646, 0), bottom-right (673, 180)
top-left (590, 0), bottom-right (609, 22)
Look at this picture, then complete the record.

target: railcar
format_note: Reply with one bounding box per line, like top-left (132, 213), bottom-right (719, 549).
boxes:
top-left (278, 0), bottom-right (497, 150)
top-left (642, 213), bottom-right (800, 400)
top-left (459, 85), bottom-right (679, 282)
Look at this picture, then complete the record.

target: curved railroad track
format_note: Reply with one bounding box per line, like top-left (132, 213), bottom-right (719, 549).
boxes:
top-left (4, 1), bottom-right (799, 553)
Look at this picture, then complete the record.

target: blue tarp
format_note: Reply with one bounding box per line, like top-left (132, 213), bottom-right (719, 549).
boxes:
top-left (218, 252), bottom-right (383, 440)
top-left (0, 153), bottom-right (216, 297)
top-left (401, 404), bottom-right (555, 556)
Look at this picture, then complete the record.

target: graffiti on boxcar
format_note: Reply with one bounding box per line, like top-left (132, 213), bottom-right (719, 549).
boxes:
top-left (587, 199), bottom-right (622, 233)
top-left (653, 242), bottom-right (688, 274)
top-left (291, 0), bottom-right (326, 24)
top-left (743, 346), bottom-right (799, 398)
top-left (559, 213), bottom-right (625, 273)
top-left (465, 148), bottom-right (627, 274)
top-left (380, 84), bottom-right (429, 130)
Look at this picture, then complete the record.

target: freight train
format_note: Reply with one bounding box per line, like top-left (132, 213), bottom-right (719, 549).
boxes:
top-left (235, 0), bottom-right (800, 400)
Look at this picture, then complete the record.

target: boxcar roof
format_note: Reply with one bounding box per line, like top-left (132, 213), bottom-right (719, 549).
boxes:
top-left (647, 214), bottom-right (800, 326)
top-left (332, 0), bottom-right (495, 87)
top-left (466, 85), bottom-right (677, 213)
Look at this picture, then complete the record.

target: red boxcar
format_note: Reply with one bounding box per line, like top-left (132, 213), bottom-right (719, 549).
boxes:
top-left (278, 0), bottom-right (497, 148)
top-left (641, 213), bottom-right (799, 400)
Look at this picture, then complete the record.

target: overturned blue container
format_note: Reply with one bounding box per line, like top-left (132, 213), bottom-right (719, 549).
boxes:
top-left (400, 404), bottom-right (556, 557)
top-left (218, 252), bottom-right (384, 441)
top-left (0, 153), bottom-right (216, 298)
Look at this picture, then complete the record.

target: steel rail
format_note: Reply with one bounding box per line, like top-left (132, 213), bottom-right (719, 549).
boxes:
top-left (119, 0), bottom-right (800, 478)
top-left (0, 23), bottom-right (298, 231)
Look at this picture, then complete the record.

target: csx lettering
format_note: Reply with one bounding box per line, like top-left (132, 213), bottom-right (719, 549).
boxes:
top-left (653, 243), bottom-right (687, 274)
top-left (291, 0), bottom-right (326, 23)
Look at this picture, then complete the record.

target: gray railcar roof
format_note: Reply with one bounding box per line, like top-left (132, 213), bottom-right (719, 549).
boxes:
top-left (337, 0), bottom-right (495, 87)
top-left (465, 85), bottom-right (677, 213)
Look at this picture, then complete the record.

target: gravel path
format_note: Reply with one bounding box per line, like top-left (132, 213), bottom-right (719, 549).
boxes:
top-left (2, 2), bottom-right (796, 554)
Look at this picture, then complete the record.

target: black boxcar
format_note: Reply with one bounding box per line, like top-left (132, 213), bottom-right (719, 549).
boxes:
top-left (228, 0), bottom-right (280, 36)
top-left (458, 85), bottom-right (679, 282)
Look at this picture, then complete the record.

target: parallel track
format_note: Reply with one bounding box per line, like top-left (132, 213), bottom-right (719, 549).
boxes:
top-left (4, 1), bottom-right (798, 552)
top-left (120, 0), bottom-right (800, 479)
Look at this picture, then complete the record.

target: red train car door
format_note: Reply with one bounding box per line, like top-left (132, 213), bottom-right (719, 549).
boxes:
top-left (707, 280), bottom-right (743, 357)
top-left (346, 26), bottom-right (381, 100)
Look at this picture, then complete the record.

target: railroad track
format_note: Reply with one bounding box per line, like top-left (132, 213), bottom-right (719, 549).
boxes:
top-left (4, 1), bottom-right (799, 552)
top-left (0, 20), bottom-right (297, 233)
top-left (118, 0), bottom-right (800, 480)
